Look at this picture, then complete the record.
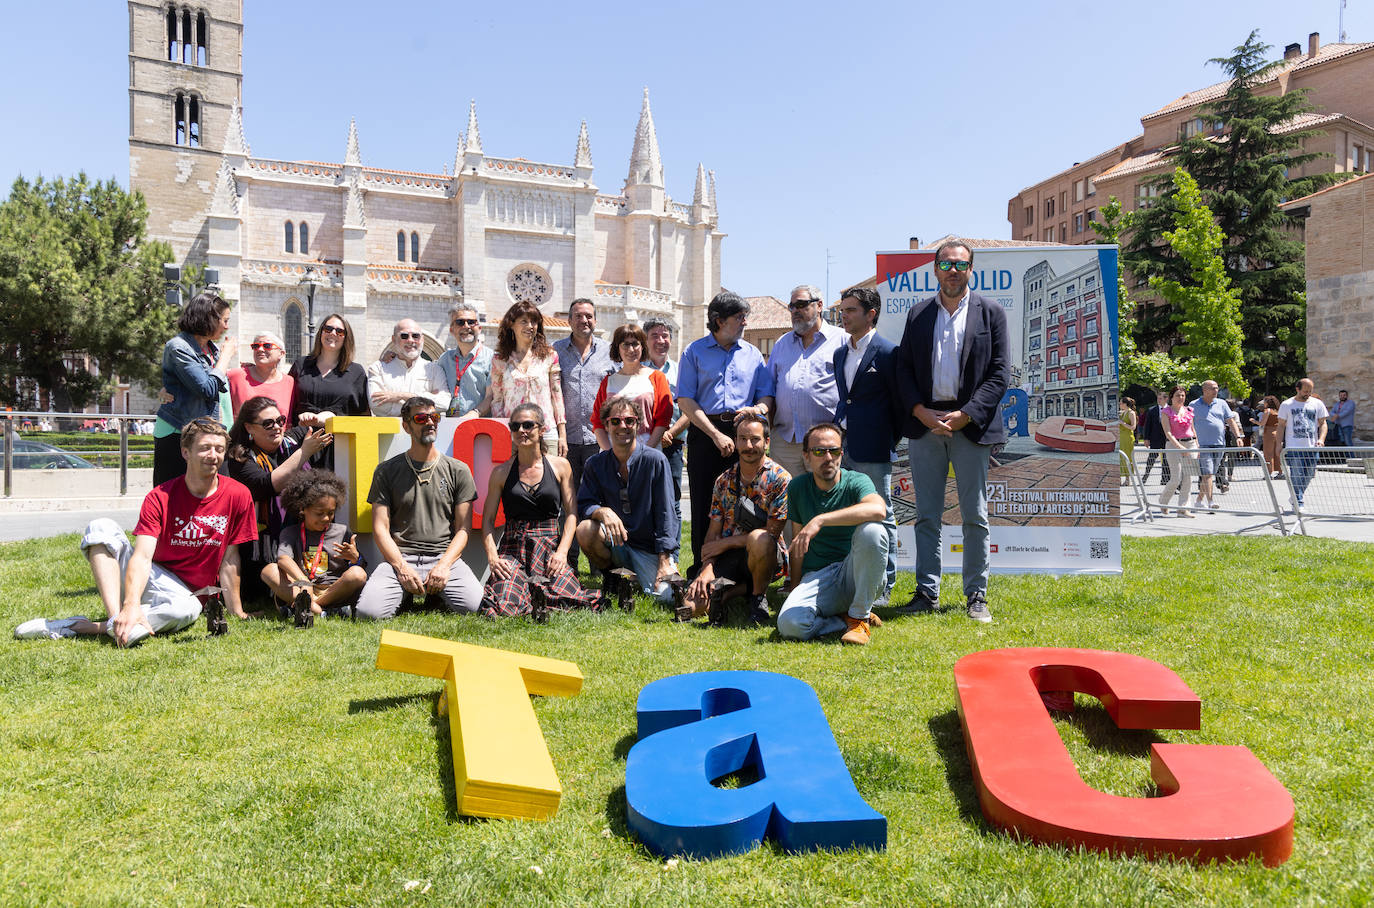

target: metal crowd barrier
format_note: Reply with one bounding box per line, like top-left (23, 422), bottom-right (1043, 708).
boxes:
top-left (1119, 449), bottom-right (1154, 525)
top-left (2, 411), bottom-right (157, 500)
top-left (1126, 444), bottom-right (1374, 535)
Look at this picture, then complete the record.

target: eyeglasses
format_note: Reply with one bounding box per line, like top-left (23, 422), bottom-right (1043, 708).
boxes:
top-left (509, 419), bottom-right (542, 432)
top-left (249, 342), bottom-right (278, 351)
top-left (320, 325), bottom-right (347, 336)
top-left (788, 299), bottom-right (819, 310)
top-left (397, 332), bottom-right (423, 340)
top-left (254, 416), bottom-right (287, 429)
top-left (451, 318), bottom-right (478, 327)
top-left (409, 412), bottom-right (441, 426)
top-left (807, 446), bottom-right (843, 459)
top-left (935, 260), bottom-right (972, 272)
top-left (606, 416), bottom-right (639, 428)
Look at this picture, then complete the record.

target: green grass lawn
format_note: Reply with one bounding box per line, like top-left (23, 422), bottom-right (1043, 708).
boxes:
top-left (1, 533), bottom-right (1371, 906)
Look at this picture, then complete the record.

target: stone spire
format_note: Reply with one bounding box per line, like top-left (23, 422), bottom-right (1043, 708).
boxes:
top-left (221, 102), bottom-right (250, 157)
top-left (464, 101), bottom-right (483, 155)
top-left (574, 120), bottom-right (593, 170)
top-left (708, 169), bottom-right (717, 211)
top-left (452, 131), bottom-right (465, 176)
top-left (626, 87), bottom-right (664, 188)
top-left (344, 118), bottom-right (362, 166)
top-left (344, 173), bottom-right (366, 228)
top-left (692, 163), bottom-right (707, 206)
top-left (209, 160), bottom-right (239, 217)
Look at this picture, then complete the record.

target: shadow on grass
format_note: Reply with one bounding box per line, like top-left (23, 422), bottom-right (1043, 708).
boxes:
top-left (604, 783), bottom-right (631, 841)
top-left (927, 709), bottom-right (984, 826)
top-left (1064, 701), bottom-right (1167, 758)
top-left (612, 731), bottom-right (636, 762)
top-left (54, 587), bottom-right (98, 598)
top-left (347, 690), bottom-right (434, 714)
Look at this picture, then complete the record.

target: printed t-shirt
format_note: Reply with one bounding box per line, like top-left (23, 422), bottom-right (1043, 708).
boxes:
top-left (787, 469), bottom-right (876, 575)
top-left (367, 454), bottom-right (477, 555)
top-left (278, 521), bottom-right (359, 584)
top-left (134, 475), bottom-right (258, 591)
top-left (1277, 396), bottom-right (1329, 448)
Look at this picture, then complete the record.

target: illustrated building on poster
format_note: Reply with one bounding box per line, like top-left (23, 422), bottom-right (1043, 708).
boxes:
top-left (129, 1), bottom-right (723, 365)
top-left (1021, 257), bottom-right (1115, 421)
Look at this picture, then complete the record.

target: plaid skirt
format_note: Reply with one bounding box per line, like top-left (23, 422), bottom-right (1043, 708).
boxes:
top-left (480, 517), bottom-right (603, 618)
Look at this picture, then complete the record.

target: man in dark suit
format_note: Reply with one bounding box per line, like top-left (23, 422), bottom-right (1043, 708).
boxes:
top-left (1140, 390), bottom-right (1171, 485)
top-left (894, 239), bottom-right (1008, 623)
top-left (834, 286), bottom-right (902, 601)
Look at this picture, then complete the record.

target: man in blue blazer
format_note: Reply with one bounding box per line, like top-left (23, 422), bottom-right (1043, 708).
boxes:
top-left (833, 287), bottom-right (902, 599)
top-left (894, 240), bottom-right (1009, 623)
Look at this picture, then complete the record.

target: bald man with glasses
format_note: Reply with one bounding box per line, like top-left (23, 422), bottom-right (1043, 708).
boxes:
top-left (366, 318), bottom-right (450, 417)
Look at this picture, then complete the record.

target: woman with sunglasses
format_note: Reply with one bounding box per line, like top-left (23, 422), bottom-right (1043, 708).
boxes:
top-left (227, 331), bottom-right (295, 422)
top-left (479, 403), bottom-right (600, 618)
top-left (470, 301), bottom-right (567, 455)
top-left (226, 396), bottom-right (334, 606)
top-left (289, 312), bottom-right (368, 470)
top-left (153, 291), bottom-right (236, 485)
top-left (590, 323), bottom-right (673, 452)
top-left (1158, 385), bottom-right (1198, 516)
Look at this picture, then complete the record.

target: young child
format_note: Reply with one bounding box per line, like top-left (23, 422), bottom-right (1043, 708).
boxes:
top-left (276, 471), bottom-right (368, 620)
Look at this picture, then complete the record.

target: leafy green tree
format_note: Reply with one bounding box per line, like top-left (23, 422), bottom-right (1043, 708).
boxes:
top-left (1148, 169), bottom-right (1249, 397)
top-left (0, 174), bottom-right (177, 410)
top-left (1122, 30), bottom-right (1344, 390)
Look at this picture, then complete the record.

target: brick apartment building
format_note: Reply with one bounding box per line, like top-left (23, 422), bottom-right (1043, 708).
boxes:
top-left (1007, 33), bottom-right (1374, 249)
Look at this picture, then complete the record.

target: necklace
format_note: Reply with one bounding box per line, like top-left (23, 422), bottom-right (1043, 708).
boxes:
top-left (406, 455), bottom-right (437, 485)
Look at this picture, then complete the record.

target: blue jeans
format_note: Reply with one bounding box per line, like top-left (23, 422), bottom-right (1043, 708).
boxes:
top-left (842, 453), bottom-right (897, 593)
top-left (1284, 449), bottom-right (1319, 506)
top-left (909, 430), bottom-right (991, 600)
top-left (1335, 425), bottom-right (1354, 447)
top-left (777, 522), bottom-right (888, 640)
top-left (663, 441), bottom-right (684, 554)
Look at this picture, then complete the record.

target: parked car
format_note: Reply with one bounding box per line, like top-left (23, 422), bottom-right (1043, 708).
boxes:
top-left (11, 440), bottom-right (97, 469)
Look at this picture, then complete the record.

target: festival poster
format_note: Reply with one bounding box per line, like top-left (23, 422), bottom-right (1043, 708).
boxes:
top-left (876, 246), bottom-right (1122, 575)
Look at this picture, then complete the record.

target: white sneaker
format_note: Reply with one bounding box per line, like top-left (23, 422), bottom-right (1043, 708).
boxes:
top-left (1208, 499), bottom-right (1220, 510)
top-left (14, 617), bottom-right (84, 640)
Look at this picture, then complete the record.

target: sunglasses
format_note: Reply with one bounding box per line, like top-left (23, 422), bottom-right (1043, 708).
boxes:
top-left (320, 325), bottom-right (347, 336)
top-left (451, 318), bottom-right (479, 327)
top-left (509, 419), bottom-right (542, 432)
top-left (935, 260), bottom-right (972, 272)
top-left (807, 446), bottom-right (843, 459)
top-left (254, 416), bottom-right (287, 429)
top-left (606, 416), bottom-right (639, 428)
top-left (409, 412), bottom-right (441, 426)
top-left (397, 332), bottom-right (423, 341)
top-left (249, 342), bottom-right (278, 351)
top-left (788, 299), bottom-right (819, 310)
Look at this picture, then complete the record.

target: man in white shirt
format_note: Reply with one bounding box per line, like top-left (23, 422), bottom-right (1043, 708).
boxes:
top-left (1276, 377), bottom-right (1328, 512)
top-left (366, 319), bottom-right (450, 417)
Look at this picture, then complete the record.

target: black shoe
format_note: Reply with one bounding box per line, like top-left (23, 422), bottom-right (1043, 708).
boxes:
top-left (747, 593), bottom-right (771, 627)
top-left (292, 590), bottom-right (314, 629)
top-left (529, 580), bottom-right (549, 624)
top-left (706, 578), bottom-right (733, 626)
top-left (204, 590), bottom-right (228, 636)
top-left (892, 590), bottom-right (939, 615)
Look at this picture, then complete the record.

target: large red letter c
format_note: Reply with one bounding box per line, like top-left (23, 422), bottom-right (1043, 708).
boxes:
top-left (954, 648), bottom-right (1294, 866)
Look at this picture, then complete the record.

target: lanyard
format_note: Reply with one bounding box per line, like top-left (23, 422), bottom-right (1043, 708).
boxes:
top-left (301, 525), bottom-right (327, 579)
top-left (454, 344), bottom-right (484, 388)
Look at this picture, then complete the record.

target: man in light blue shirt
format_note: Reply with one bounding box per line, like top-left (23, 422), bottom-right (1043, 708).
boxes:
top-left (1330, 389), bottom-right (1355, 447)
top-left (767, 284), bottom-right (846, 479)
top-left (679, 291), bottom-right (776, 572)
top-left (436, 305), bottom-right (493, 419)
top-left (1189, 380), bottom-right (1242, 510)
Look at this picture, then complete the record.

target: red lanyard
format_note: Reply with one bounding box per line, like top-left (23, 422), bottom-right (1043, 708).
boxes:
top-left (454, 344), bottom-right (483, 387)
top-left (301, 525), bottom-right (327, 579)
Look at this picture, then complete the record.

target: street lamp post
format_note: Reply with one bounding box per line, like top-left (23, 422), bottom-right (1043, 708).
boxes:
top-left (299, 266), bottom-right (327, 350)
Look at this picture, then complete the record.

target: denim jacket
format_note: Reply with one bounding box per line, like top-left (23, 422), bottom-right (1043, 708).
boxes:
top-left (158, 331), bottom-right (227, 430)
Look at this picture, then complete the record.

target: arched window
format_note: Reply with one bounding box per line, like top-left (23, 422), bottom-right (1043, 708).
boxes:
top-left (187, 96), bottom-right (200, 147)
top-left (174, 93), bottom-right (186, 145)
top-left (196, 11), bottom-right (207, 66)
top-left (282, 301), bottom-right (304, 362)
top-left (396, 231), bottom-right (406, 262)
top-left (284, 221), bottom-right (294, 253)
top-left (410, 231), bottom-right (420, 263)
top-left (167, 8), bottom-right (179, 61)
top-left (298, 222), bottom-right (309, 256)
top-left (181, 9), bottom-right (193, 64)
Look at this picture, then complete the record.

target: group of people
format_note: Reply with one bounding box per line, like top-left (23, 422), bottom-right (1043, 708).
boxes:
top-left (1136, 377), bottom-right (1351, 514)
top-left (17, 239), bottom-right (1013, 648)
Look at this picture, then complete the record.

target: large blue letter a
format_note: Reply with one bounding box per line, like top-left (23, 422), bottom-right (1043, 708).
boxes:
top-left (625, 670), bottom-right (886, 859)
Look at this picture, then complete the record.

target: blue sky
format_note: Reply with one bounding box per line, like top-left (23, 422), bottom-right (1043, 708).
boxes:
top-left (2, 1), bottom-right (1368, 299)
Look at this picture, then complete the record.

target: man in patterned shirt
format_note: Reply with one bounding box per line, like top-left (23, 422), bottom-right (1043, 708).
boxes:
top-left (684, 415), bottom-right (790, 626)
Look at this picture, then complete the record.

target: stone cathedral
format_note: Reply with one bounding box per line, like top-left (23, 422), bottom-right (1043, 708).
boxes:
top-left (129, 0), bottom-right (723, 364)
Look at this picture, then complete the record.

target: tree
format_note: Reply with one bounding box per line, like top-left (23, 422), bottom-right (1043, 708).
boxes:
top-left (0, 174), bottom-right (178, 410)
top-left (1122, 30), bottom-right (1344, 391)
top-left (1148, 169), bottom-right (1249, 397)
top-left (1091, 198), bottom-right (1182, 393)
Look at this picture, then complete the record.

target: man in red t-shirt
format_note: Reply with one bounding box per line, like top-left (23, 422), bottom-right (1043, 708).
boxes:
top-left (14, 418), bottom-right (257, 647)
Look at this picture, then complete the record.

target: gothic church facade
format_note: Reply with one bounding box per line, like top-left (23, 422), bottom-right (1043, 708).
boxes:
top-left (129, 0), bottom-right (723, 364)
